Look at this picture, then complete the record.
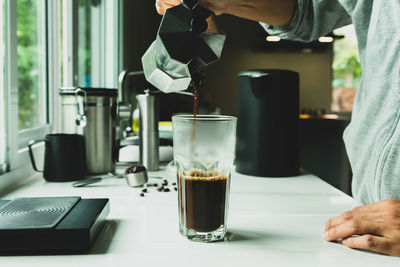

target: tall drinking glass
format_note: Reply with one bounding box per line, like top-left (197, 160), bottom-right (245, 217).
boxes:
top-left (172, 115), bottom-right (237, 242)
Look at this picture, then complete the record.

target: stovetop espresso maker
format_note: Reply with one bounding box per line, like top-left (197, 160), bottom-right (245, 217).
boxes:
top-left (142, 0), bottom-right (226, 93)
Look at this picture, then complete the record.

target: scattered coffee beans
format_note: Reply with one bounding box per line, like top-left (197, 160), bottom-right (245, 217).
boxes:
top-left (135, 179), bottom-right (177, 196)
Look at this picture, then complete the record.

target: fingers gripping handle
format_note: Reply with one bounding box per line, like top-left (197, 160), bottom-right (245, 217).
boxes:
top-left (182, 0), bottom-right (214, 19)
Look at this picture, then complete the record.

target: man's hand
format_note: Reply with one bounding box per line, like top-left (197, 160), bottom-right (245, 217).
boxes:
top-left (323, 199), bottom-right (400, 256)
top-left (155, 0), bottom-right (180, 15)
top-left (155, 0), bottom-right (229, 16)
top-left (154, 0), bottom-right (295, 26)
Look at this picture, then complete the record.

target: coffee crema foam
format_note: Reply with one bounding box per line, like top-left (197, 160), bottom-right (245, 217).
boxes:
top-left (181, 169), bottom-right (228, 181)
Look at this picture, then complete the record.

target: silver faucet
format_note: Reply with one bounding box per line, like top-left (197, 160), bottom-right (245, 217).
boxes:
top-left (117, 70), bottom-right (133, 140)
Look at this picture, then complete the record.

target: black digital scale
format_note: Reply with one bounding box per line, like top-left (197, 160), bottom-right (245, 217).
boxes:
top-left (0, 196), bottom-right (109, 254)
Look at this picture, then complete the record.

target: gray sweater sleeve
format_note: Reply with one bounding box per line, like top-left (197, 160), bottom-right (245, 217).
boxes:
top-left (260, 0), bottom-right (352, 42)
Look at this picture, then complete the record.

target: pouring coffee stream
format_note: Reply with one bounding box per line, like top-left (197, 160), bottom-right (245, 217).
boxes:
top-left (194, 84), bottom-right (200, 120)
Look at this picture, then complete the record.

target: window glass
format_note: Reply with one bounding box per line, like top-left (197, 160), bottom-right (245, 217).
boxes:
top-left (62, 0), bottom-right (119, 88)
top-left (0, 0), bottom-right (6, 174)
top-left (77, 0), bottom-right (103, 87)
top-left (17, 0), bottom-right (47, 130)
top-left (78, 0), bottom-right (92, 87)
top-left (331, 25), bottom-right (360, 112)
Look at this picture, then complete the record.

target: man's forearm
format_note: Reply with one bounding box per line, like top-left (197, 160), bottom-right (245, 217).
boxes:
top-left (201, 0), bottom-right (296, 26)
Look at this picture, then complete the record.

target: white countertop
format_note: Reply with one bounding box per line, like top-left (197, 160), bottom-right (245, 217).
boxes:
top-left (1, 167), bottom-right (399, 266)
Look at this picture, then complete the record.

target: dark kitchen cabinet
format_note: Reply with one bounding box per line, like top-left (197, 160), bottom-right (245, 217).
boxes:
top-left (299, 115), bottom-right (352, 196)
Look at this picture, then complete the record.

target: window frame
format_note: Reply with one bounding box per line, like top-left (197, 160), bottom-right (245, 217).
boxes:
top-left (17, 0), bottom-right (52, 148)
top-left (0, 0), bottom-right (61, 190)
top-left (102, 0), bottom-right (120, 88)
top-left (4, 0), bottom-right (18, 171)
top-left (0, 0), bottom-right (122, 190)
top-left (0, 0), bottom-right (6, 175)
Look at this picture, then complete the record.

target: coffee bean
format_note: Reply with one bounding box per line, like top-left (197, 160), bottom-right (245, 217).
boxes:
top-left (142, 188), bottom-right (148, 193)
top-left (139, 193), bottom-right (145, 197)
top-left (157, 187), bottom-right (163, 192)
top-left (163, 188), bottom-right (170, 192)
top-left (174, 187), bottom-right (177, 191)
top-left (172, 182), bottom-right (177, 186)
top-left (125, 164), bottom-right (146, 175)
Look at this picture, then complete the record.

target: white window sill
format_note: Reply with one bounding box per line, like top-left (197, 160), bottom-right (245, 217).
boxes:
top-left (0, 144), bottom-right (44, 196)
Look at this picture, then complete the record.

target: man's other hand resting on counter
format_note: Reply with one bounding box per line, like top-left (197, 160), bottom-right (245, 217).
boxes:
top-left (324, 199), bottom-right (400, 256)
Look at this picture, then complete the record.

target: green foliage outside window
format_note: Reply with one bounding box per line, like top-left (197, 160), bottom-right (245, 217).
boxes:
top-left (16, 0), bottom-right (98, 129)
top-left (332, 26), bottom-right (362, 89)
top-left (17, 0), bottom-right (40, 130)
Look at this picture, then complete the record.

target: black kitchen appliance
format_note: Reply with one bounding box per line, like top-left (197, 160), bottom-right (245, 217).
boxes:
top-left (236, 69), bottom-right (300, 177)
top-left (0, 196), bottom-right (109, 254)
top-left (299, 113), bottom-right (352, 194)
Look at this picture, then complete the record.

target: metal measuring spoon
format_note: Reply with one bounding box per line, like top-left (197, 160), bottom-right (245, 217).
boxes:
top-left (72, 172), bottom-right (123, 187)
top-left (124, 164), bottom-right (148, 187)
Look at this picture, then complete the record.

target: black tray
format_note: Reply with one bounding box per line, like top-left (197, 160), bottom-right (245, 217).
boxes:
top-left (0, 197), bottom-right (109, 254)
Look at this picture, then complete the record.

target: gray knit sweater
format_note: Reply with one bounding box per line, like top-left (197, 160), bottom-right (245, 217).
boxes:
top-left (262, 0), bottom-right (400, 204)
